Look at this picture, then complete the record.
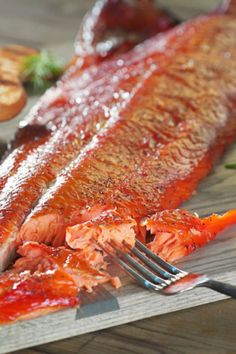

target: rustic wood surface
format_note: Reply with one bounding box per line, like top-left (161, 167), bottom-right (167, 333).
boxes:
top-left (0, 1), bottom-right (236, 353)
top-left (12, 300), bottom-right (236, 354)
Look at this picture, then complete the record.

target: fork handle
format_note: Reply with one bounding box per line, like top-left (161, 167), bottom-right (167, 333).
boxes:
top-left (202, 280), bottom-right (236, 298)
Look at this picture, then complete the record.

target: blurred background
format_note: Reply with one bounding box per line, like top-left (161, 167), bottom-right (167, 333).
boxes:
top-left (0, 0), bottom-right (223, 48)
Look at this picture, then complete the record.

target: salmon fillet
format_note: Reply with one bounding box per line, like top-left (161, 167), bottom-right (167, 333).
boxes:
top-left (19, 14), bottom-right (236, 251)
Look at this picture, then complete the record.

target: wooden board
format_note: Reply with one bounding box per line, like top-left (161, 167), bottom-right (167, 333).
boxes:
top-left (1, 0), bottom-right (236, 353)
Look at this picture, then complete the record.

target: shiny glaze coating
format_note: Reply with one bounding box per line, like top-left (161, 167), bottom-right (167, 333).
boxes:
top-left (0, 241), bottom-right (114, 324)
top-left (20, 15), bottom-right (236, 246)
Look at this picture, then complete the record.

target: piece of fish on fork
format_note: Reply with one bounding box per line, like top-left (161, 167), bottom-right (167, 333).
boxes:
top-left (101, 239), bottom-right (236, 298)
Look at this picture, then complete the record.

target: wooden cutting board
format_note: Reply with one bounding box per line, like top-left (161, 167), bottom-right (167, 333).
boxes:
top-left (0, 0), bottom-right (236, 353)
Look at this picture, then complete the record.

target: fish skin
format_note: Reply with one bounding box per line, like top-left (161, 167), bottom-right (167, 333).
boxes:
top-left (74, 0), bottom-right (176, 69)
top-left (19, 15), bottom-right (236, 250)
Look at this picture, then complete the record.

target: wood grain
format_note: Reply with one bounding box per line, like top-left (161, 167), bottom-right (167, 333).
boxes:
top-left (0, 0), bottom-right (236, 353)
top-left (13, 299), bottom-right (236, 354)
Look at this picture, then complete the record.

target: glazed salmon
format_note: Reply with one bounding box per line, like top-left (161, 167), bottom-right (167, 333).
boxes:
top-left (19, 14), bottom-right (236, 251)
top-left (143, 209), bottom-right (236, 262)
top-left (0, 241), bottom-right (115, 324)
top-left (66, 208), bottom-right (236, 263)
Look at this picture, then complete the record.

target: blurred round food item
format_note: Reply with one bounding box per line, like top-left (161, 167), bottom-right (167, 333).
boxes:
top-left (0, 45), bottom-right (37, 122)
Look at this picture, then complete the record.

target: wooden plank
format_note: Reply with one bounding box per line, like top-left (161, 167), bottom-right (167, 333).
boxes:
top-left (0, 0), bottom-right (236, 352)
top-left (1, 270), bottom-right (236, 353)
top-left (32, 299), bottom-right (236, 354)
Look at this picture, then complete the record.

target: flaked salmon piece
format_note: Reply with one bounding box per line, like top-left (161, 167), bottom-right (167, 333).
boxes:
top-left (0, 243), bottom-right (79, 324)
top-left (66, 209), bottom-right (136, 251)
top-left (0, 241), bottom-right (116, 324)
top-left (0, 45), bottom-right (38, 121)
top-left (1, 208), bottom-right (138, 324)
top-left (66, 208), bottom-right (236, 264)
top-left (20, 13), bottom-right (236, 250)
top-left (143, 209), bottom-right (236, 262)
top-left (0, 270), bottom-right (78, 324)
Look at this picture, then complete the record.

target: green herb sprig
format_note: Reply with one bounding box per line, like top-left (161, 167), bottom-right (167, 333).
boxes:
top-left (225, 163), bottom-right (236, 170)
top-left (21, 50), bottom-right (64, 93)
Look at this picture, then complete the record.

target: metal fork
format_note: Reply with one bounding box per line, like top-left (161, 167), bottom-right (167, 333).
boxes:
top-left (101, 239), bottom-right (236, 298)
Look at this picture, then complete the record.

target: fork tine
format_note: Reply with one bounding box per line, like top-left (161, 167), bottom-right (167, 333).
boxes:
top-left (135, 239), bottom-right (186, 276)
top-left (108, 241), bottom-right (170, 286)
top-left (124, 242), bottom-right (174, 280)
top-left (116, 257), bottom-right (162, 291)
top-left (99, 241), bottom-right (162, 290)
